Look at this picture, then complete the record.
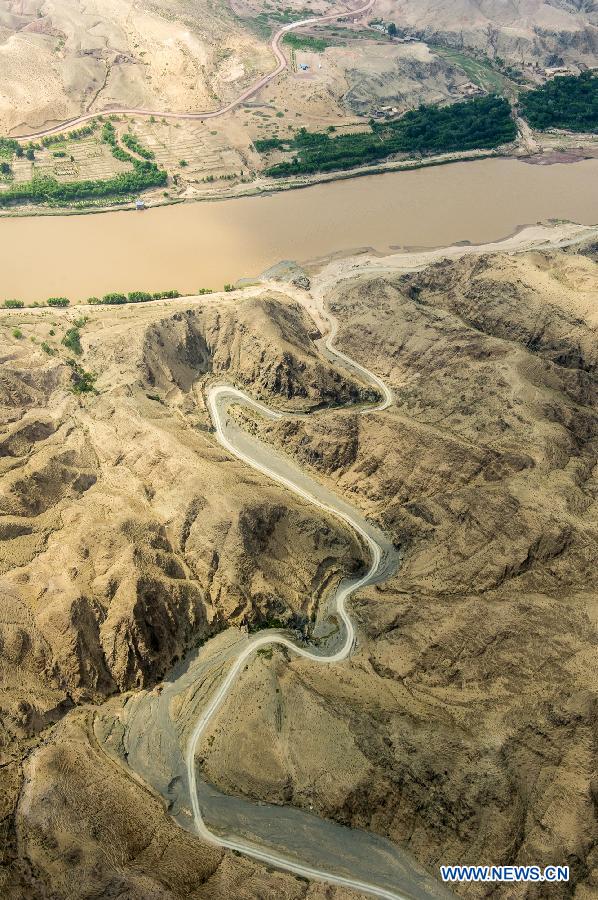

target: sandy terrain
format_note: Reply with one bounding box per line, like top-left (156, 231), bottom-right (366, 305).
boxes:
top-left (0, 0), bottom-right (272, 134)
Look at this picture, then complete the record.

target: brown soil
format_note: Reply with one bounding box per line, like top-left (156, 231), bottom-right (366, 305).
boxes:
top-left (1, 236), bottom-right (597, 898)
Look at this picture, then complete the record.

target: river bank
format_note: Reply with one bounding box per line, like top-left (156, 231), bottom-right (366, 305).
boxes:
top-left (0, 156), bottom-right (597, 302)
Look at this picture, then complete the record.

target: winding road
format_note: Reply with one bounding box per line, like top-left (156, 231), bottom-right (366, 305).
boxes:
top-left (17, 0), bottom-right (376, 140)
top-left (176, 299), bottom-right (444, 898)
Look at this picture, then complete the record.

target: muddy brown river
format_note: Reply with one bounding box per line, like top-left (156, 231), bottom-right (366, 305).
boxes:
top-left (1, 156), bottom-right (597, 301)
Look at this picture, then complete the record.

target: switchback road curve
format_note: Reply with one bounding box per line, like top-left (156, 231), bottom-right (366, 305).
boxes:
top-left (182, 298), bottom-right (430, 898)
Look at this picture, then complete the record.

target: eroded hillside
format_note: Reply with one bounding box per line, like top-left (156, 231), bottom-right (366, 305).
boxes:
top-left (0, 240), bottom-right (596, 898)
top-left (196, 246), bottom-right (598, 896)
top-left (0, 291), bottom-right (371, 897)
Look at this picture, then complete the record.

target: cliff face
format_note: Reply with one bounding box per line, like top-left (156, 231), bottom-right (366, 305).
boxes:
top-left (373, 0), bottom-right (598, 69)
top-left (197, 247), bottom-right (598, 896)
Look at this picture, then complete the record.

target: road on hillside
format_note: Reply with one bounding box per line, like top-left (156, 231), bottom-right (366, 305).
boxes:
top-left (180, 300), bottom-right (439, 898)
top-left (17, 0), bottom-right (376, 140)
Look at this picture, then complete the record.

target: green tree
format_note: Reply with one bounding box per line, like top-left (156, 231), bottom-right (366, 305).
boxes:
top-left (47, 297), bottom-right (70, 307)
top-left (387, 22), bottom-right (397, 37)
top-left (62, 327), bottom-right (82, 354)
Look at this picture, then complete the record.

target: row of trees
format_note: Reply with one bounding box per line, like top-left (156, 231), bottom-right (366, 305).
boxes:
top-left (0, 165), bottom-right (167, 207)
top-left (263, 96), bottom-right (516, 177)
top-left (88, 290), bottom-right (181, 305)
top-left (0, 121), bottom-right (167, 208)
top-left (122, 132), bottom-right (155, 160)
top-left (3, 289), bottom-right (189, 309)
top-left (40, 123), bottom-right (97, 147)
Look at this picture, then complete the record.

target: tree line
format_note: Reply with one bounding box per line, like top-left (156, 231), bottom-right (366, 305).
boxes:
top-left (260, 96), bottom-right (516, 177)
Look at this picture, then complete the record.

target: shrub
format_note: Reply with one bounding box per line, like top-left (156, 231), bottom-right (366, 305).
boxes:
top-left (41, 341), bottom-right (56, 355)
top-left (47, 296), bottom-right (70, 307)
top-left (179, 159), bottom-right (188, 167)
top-left (67, 360), bottom-right (97, 393)
top-left (127, 291), bottom-right (153, 303)
top-left (12, 328), bottom-right (23, 338)
top-left (62, 327), bottom-right (82, 354)
top-left (197, 288), bottom-right (213, 294)
top-left (87, 297), bottom-right (100, 305)
top-left (152, 289), bottom-right (180, 299)
top-left (223, 283), bottom-right (234, 292)
top-left (3, 299), bottom-right (24, 308)
top-left (0, 137), bottom-right (20, 156)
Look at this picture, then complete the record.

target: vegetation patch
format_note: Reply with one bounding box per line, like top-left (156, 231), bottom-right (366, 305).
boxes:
top-left (433, 47), bottom-right (520, 95)
top-left (0, 166), bottom-right (167, 208)
top-left (40, 123), bottom-right (97, 147)
top-left (283, 32), bottom-right (332, 52)
top-left (519, 71), bottom-right (598, 132)
top-left (0, 122), bottom-right (166, 208)
top-left (122, 132), bottom-right (155, 160)
top-left (62, 327), bottom-right (82, 355)
top-left (66, 360), bottom-right (97, 394)
top-left (47, 297), bottom-right (70, 307)
top-left (260, 96), bottom-right (516, 177)
top-left (88, 289), bottom-right (181, 306)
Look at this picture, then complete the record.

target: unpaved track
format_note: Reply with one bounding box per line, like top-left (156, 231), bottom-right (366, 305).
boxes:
top-left (17, 0), bottom-right (376, 140)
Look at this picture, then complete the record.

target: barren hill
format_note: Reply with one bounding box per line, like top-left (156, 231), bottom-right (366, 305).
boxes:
top-left (0, 238), bottom-right (597, 897)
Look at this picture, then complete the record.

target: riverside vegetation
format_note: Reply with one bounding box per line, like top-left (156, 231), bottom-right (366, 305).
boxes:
top-left (0, 73), bottom-right (594, 210)
top-left (257, 96), bottom-right (516, 176)
top-left (0, 121), bottom-right (166, 208)
top-left (519, 70), bottom-right (598, 132)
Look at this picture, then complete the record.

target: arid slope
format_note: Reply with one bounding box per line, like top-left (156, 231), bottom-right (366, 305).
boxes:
top-left (197, 246), bottom-right (598, 896)
top-left (0, 291), bottom-right (369, 898)
top-left (0, 243), bottom-right (596, 898)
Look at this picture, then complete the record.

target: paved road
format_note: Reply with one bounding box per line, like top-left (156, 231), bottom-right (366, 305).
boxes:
top-left (180, 298), bottom-right (425, 898)
top-left (17, 0), bottom-right (376, 140)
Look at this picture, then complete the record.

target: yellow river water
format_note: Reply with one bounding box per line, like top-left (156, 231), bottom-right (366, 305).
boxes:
top-left (1, 157), bottom-right (597, 302)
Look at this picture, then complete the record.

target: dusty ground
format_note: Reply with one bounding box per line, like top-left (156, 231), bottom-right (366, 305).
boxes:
top-left (0, 0), bottom-right (272, 134)
top-left (0, 286), bottom-right (374, 897)
top-left (0, 0), bottom-right (595, 210)
top-left (195, 244), bottom-right (598, 896)
top-left (0, 230), bottom-right (596, 897)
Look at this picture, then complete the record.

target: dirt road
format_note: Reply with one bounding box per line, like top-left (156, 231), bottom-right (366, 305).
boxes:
top-left (17, 0), bottom-right (376, 140)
